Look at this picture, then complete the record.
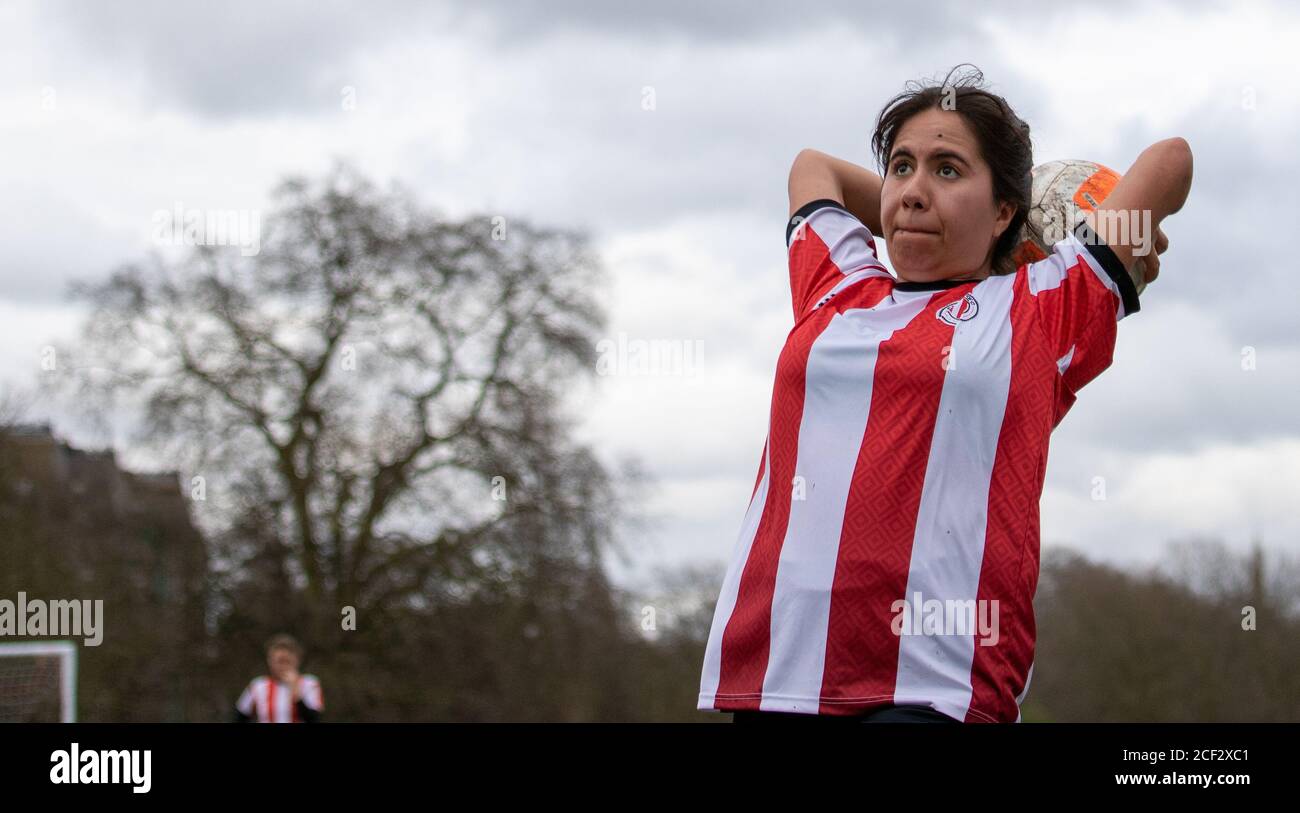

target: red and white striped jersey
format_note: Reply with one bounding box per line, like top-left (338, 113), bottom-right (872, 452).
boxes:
top-left (236, 675), bottom-right (324, 723)
top-left (698, 199), bottom-right (1140, 723)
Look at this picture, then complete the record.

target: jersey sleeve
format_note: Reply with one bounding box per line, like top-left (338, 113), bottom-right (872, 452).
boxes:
top-left (299, 675), bottom-right (324, 711)
top-left (235, 679), bottom-right (257, 717)
top-left (1018, 218), bottom-right (1141, 423)
top-left (786, 199), bottom-right (891, 322)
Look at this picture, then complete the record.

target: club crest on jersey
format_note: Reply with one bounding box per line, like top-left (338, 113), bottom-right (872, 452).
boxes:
top-left (937, 293), bottom-right (979, 325)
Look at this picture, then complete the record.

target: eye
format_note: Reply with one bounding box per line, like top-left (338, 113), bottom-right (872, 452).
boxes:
top-left (891, 160), bottom-right (960, 178)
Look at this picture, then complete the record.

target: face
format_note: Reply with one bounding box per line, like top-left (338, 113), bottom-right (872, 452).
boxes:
top-left (881, 107), bottom-right (1016, 283)
top-left (268, 647), bottom-right (300, 681)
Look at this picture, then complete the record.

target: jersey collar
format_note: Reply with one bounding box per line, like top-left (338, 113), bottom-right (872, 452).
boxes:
top-left (894, 277), bottom-right (980, 291)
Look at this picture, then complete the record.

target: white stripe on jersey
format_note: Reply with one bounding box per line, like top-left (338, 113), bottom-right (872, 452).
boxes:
top-left (892, 273), bottom-right (1015, 722)
top-left (760, 296), bottom-right (932, 711)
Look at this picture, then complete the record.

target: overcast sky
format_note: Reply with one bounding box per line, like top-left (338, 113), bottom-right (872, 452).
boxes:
top-left (2, 0), bottom-right (1297, 589)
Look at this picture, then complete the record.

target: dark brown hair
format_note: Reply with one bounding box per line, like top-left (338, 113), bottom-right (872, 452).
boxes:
top-left (265, 633), bottom-right (304, 659)
top-left (870, 64), bottom-right (1033, 276)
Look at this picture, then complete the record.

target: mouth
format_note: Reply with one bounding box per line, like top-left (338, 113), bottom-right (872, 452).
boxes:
top-left (896, 228), bottom-right (939, 235)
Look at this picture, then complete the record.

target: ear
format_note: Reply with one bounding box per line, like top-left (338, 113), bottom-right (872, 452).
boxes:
top-left (991, 200), bottom-right (1017, 241)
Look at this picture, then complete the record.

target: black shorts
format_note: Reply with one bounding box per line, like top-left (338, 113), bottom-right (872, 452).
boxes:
top-left (731, 704), bottom-right (959, 723)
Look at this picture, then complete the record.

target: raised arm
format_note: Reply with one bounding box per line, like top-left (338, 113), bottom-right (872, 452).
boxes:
top-left (788, 149), bottom-right (885, 235)
top-left (1083, 137), bottom-right (1193, 283)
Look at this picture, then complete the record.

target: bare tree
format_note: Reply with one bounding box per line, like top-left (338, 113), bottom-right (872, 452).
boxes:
top-left (52, 163), bottom-right (622, 649)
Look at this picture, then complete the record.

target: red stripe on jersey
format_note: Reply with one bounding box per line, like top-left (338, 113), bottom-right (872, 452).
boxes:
top-left (266, 678), bottom-right (276, 723)
top-left (787, 223), bottom-right (838, 322)
top-left (965, 270), bottom-right (1054, 722)
top-left (750, 438), bottom-right (767, 504)
top-left (1031, 253), bottom-right (1121, 428)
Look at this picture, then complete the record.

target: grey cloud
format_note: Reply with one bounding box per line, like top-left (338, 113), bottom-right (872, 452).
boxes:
top-left (37, 0), bottom-right (1149, 120)
top-left (38, 0), bottom-right (441, 118)
top-left (452, 0), bottom-right (1206, 47)
top-left (1131, 104), bottom-right (1300, 348)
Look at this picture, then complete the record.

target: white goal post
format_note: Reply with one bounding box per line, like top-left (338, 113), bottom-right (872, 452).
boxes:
top-left (0, 641), bottom-right (78, 723)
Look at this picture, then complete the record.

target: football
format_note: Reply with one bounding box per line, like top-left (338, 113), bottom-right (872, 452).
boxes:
top-left (1012, 159), bottom-right (1149, 295)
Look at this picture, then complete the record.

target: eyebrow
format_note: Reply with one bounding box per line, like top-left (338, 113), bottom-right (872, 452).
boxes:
top-left (889, 147), bottom-right (971, 168)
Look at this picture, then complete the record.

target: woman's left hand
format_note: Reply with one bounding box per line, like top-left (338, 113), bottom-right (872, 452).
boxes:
top-left (1142, 225), bottom-right (1168, 286)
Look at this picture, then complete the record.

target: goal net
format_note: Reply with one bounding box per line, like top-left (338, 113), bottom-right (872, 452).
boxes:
top-left (0, 642), bottom-right (77, 723)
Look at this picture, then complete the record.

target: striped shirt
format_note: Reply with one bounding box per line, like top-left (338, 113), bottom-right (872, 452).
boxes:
top-left (697, 199), bottom-right (1139, 722)
top-left (236, 675), bottom-right (324, 723)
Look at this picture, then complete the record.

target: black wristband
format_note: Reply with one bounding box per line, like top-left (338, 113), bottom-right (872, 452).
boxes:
top-left (1072, 218), bottom-right (1141, 315)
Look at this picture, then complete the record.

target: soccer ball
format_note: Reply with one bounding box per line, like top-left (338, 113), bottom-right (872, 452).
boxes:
top-left (1012, 159), bottom-right (1148, 295)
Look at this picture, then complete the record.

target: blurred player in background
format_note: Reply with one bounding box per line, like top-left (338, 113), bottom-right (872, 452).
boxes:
top-left (234, 634), bottom-right (324, 723)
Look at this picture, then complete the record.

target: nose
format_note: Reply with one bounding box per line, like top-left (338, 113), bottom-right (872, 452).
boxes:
top-left (900, 174), bottom-right (930, 211)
